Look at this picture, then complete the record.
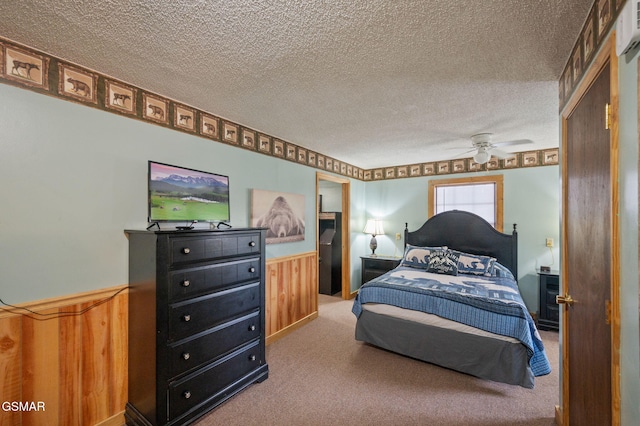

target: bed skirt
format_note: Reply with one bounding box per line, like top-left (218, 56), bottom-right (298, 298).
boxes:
top-left (355, 304), bottom-right (535, 388)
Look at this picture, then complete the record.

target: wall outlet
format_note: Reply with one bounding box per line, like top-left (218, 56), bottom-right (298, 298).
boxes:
top-left (395, 233), bottom-right (401, 241)
top-left (545, 238), bottom-right (554, 248)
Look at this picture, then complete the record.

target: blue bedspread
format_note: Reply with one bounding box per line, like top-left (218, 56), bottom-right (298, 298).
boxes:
top-left (352, 266), bottom-right (551, 377)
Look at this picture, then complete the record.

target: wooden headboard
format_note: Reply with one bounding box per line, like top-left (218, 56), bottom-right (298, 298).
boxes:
top-left (404, 210), bottom-right (518, 277)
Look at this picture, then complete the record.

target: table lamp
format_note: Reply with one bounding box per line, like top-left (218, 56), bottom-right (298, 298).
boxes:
top-left (363, 219), bottom-right (384, 256)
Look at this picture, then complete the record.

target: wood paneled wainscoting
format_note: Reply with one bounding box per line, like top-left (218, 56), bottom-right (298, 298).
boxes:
top-left (0, 285), bottom-right (128, 426)
top-left (0, 252), bottom-right (317, 424)
top-left (266, 252), bottom-right (318, 345)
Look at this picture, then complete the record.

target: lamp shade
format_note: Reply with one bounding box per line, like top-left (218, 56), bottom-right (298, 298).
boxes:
top-left (363, 219), bottom-right (384, 236)
top-left (473, 148), bottom-right (491, 164)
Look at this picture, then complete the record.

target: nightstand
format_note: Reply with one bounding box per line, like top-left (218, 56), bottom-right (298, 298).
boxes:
top-left (538, 269), bottom-right (560, 331)
top-left (361, 255), bottom-right (401, 284)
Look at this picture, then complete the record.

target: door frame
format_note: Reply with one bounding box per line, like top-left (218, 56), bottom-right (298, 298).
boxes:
top-left (316, 172), bottom-right (351, 299)
top-left (559, 32), bottom-right (620, 425)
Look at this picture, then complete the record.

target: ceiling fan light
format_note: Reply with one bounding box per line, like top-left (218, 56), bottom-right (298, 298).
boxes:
top-left (473, 149), bottom-right (491, 164)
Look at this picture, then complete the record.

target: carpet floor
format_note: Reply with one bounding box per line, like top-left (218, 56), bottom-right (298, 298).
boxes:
top-left (195, 294), bottom-right (559, 426)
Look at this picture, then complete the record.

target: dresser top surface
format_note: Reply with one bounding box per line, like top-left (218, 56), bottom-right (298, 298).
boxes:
top-left (125, 227), bottom-right (266, 235)
top-left (361, 255), bottom-right (402, 261)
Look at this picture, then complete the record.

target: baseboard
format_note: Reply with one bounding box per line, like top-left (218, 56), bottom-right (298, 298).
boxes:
top-left (555, 404), bottom-right (562, 425)
top-left (266, 311), bottom-right (318, 345)
top-left (96, 410), bottom-right (125, 426)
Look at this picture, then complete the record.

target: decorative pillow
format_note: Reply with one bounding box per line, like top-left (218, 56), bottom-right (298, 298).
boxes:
top-left (400, 244), bottom-right (447, 269)
top-left (451, 250), bottom-right (495, 276)
top-left (427, 250), bottom-right (459, 276)
top-left (491, 262), bottom-right (515, 280)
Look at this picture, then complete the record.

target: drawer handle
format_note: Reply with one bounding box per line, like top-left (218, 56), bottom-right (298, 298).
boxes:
top-left (182, 352), bottom-right (190, 360)
top-left (182, 247), bottom-right (191, 254)
top-left (248, 324), bottom-right (256, 331)
top-left (183, 390), bottom-right (191, 399)
top-left (249, 241), bottom-right (256, 247)
top-left (248, 267), bottom-right (256, 273)
top-left (181, 280), bottom-right (190, 287)
top-left (248, 355), bottom-right (256, 362)
top-left (183, 314), bottom-right (191, 322)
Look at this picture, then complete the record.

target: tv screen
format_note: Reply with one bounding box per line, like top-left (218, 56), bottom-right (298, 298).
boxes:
top-left (148, 161), bottom-right (230, 223)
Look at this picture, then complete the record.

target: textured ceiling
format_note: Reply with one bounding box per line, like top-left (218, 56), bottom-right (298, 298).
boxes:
top-left (0, 0), bottom-right (592, 169)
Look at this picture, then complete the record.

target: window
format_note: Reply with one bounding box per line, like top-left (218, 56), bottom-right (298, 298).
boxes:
top-left (428, 175), bottom-right (504, 231)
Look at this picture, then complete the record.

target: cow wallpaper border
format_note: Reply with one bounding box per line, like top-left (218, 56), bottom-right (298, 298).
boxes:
top-left (560, 0), bottom-right (623, 109)
top-left (0, 36), bottom-right (558, 182)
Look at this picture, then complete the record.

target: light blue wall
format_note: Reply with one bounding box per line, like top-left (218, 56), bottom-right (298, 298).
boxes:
top-left (363, 166), bottom-right (560, 312)
top-left (349, 178), bottom-right (368, 292)
top-left (0, 83), bottom-right (366, 303)
top-left (617, 44), bottom-right (640, 425)
top-left (318, 181), bottom-right (343, 212)
top-left (1, 78), bottom-right (559, 309)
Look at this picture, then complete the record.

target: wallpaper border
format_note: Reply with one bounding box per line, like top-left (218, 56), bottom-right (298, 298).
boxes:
top-left (560, 0), bottom-right (624, 108)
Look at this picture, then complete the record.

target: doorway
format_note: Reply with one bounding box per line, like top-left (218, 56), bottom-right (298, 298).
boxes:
top-left (316, 172), bottom-right (350, 299)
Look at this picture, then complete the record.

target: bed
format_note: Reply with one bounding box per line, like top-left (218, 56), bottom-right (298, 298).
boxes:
top-left (352, 210), bottom-right (551, 388)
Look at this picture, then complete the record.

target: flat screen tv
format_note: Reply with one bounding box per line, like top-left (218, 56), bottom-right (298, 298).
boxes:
top-left (148, 161), bottom-right (230, 224)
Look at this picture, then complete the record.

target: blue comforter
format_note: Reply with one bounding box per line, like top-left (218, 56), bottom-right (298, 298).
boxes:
top-left (352, 266), bottom-right (551, 377)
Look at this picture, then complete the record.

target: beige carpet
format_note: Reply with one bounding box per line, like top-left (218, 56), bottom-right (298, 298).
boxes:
top-left (195, 294), bottom-right (559, 426)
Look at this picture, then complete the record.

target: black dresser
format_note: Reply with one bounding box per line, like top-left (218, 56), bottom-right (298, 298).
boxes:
top-left (125, 228), bottom-right (268, 425)
top-left (538, 270), bottom-right (560, 331)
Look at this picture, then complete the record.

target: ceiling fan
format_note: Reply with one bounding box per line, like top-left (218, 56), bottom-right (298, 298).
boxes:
top-left (458, 133), bottom-right (533, 164)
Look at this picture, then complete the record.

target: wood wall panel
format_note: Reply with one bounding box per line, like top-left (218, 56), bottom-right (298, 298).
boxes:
top-left (22, 309), bottom-right (60, 426)
top-left (59, 305), bottom-right (83, 426)
top-left (109, 294), bottom-right (128, 416)
top-left (0, 316), bottom-right (22, 426)
top-left (266, 252), bottom-right (318, 343)
top-left (81, 301), bottom-right (110, 425)
top-left (0, 285), bottom-right (127, 426)
top-left (0, 251), bottom-right (316, 424)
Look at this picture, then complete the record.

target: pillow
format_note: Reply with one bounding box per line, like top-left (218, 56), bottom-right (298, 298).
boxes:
top-left (400, 244), bottom-right (447, 269)
top-left (451, 250), bottom-right (495, 276)
top-left (427, 250), bottom-right (459, 276)
top-left (491, 262), bottom-right (515, 280)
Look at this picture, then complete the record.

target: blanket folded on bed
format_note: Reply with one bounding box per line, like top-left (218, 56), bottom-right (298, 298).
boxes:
top-left (352, 266), bottom-right (551, 377)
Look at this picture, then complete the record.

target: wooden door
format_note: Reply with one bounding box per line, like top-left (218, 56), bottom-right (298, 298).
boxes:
top-left (563, 61), bottom-right (612, 425)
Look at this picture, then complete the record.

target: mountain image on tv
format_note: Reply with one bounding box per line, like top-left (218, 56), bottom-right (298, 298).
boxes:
top-left (148, 162), bottom-right (230, 222)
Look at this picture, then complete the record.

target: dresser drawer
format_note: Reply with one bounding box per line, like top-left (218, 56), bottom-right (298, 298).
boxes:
top-left (546, 304), bottom-right (559, 322)
top-left (544, 287), bottom-right (559, 305)
top-left (168, 312), bottom-right (261, 378)
top-left (365, 258), bottom-right (399, 271)
top-left (169, 258), bottom-right (261, 301)
top-left (169, 341), bottom-right (262, 420)
top-left (170, 233), bottom-right (262, 265)
top-left (168, 283), bottom-right (260, 341)
top-left (361, 256), bottom-right (400, 284)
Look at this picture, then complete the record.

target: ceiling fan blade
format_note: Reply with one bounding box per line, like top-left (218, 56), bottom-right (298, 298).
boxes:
top-left (492, 139), bottom-right (533, 147)
top-left (490, 148), bottom-right (516, 159)
top-left (451, 148), bottom-right (477, 158)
